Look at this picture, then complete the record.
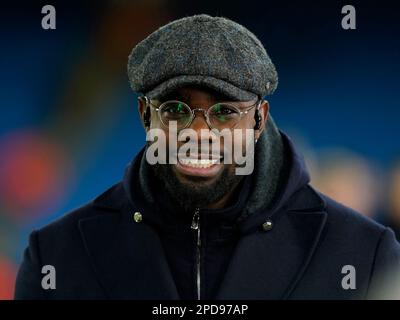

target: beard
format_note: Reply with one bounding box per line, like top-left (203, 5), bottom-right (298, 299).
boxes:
top-left (152, 162), bottom-right (243, 213)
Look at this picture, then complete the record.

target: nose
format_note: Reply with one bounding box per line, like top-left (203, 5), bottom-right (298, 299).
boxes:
top-left (189, 108), bottom-right (211, 132)
top-left (186, 108), bottom-right (220, 146)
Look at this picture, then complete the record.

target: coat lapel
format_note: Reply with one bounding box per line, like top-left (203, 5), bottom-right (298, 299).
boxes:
top-left (216, 186), bottom-right (328, 300)
top-left (78, 184), bottom-right (180, 300)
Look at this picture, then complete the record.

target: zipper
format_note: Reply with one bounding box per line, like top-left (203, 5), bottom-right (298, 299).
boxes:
top-left (191, 208), bottom-right (201, 300)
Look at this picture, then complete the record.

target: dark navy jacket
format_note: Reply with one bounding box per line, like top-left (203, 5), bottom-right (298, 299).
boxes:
top-left (15, 132), bottom-right (400, 299)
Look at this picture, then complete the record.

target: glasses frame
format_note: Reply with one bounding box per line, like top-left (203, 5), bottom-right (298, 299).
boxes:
top-left (143, 95), bottom-right (262, 131)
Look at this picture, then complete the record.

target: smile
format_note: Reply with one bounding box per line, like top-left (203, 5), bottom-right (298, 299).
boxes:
top-left (174, 156), bottom-right (223, 177)
top-left (178, 158), bottom-right (220, 168)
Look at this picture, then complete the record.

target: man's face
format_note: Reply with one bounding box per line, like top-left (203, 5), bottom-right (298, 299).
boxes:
top-left (139, 85), bottom-right (269, 211)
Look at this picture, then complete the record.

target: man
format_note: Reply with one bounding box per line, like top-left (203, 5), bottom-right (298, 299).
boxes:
top-left (15, 14), bottom-right (400, 300)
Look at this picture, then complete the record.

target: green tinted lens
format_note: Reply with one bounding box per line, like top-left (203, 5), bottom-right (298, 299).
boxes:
top-left (160, 102), bottom-right (191, 127)
top-left (209, 103), bottom-right (240, 128)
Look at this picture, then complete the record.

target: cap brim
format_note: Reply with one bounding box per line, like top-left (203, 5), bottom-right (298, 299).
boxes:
top-left (145, 75), bottom-right (258, 101)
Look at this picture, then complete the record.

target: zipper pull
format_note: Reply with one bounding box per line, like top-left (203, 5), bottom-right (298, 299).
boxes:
top-left (191, 208), bottom-right (200, 230)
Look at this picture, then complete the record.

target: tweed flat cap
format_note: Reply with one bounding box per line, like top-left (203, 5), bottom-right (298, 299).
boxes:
top-left (127, 14), bottom-right (278, 101)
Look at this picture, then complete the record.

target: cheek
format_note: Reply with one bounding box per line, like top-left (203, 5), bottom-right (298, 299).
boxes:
top-left (242, 116), bottom-right (255, 129)
top-left (235, 128), bottom-right (255, 153)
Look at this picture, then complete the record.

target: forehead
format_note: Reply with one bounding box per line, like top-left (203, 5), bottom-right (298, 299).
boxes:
top-left (161, 85), bottom-right (235, 102)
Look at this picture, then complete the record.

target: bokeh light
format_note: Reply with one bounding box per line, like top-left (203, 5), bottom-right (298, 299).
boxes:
top-left (0, 257), bottom-right (17, 300)
top-left (0, 130), bottom-right (73, 222)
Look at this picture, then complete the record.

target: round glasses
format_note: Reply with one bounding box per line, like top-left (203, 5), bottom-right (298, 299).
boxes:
top-left (145, 97), bottom-right (260, 131)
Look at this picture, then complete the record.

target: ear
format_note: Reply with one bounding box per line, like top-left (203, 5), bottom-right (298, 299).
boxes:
top-left (138, 96), bottom-right (150, 131)
top-left (254, 99), bottom-right (270, 141)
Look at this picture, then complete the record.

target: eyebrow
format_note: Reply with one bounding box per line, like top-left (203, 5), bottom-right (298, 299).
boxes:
top-left (159, 92), bottom-right (184, 102)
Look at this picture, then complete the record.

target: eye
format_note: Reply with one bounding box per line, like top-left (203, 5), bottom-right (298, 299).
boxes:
top-left (212, 104), bottom-right (236, 115)
top-left (163, 102), bottom-right (187, 114)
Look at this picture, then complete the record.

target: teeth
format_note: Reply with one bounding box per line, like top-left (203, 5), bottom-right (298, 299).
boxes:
top-left (179, 158), bottom-right (219, 168)
top-left (177, 154), bottom-right (223, 160)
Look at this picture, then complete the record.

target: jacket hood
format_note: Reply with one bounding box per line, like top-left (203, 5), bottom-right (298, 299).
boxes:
top-left (238, 127), bottom-right (311, 234)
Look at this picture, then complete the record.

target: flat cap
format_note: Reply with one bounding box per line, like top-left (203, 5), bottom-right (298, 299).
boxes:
top-left (127, 14), bottom-right (278, 101)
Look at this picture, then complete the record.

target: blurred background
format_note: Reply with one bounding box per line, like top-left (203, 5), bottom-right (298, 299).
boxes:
top-left (0, 0), bottom-right (399, 299)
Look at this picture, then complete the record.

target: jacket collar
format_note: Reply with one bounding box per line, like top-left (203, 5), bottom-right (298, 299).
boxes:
top-left (120, 115), bottom-right (297, 230)
top-left (91, 124), bottom-right (320, 233)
